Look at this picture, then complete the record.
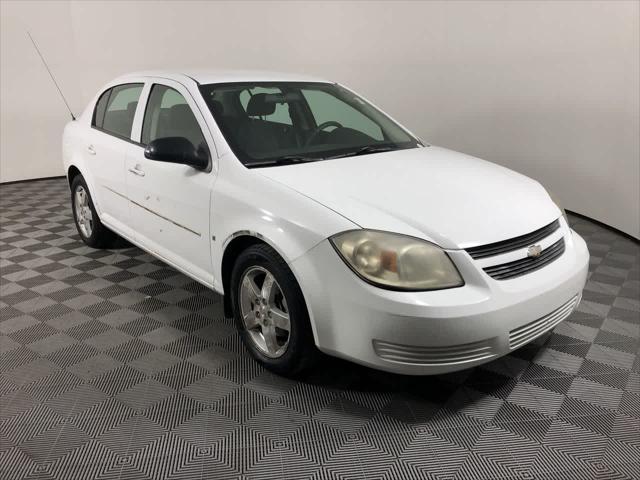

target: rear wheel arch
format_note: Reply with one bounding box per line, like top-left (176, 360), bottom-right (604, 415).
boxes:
top-left (70, 173), bottom-right (120, 248)
top-left (67, 165), bottom-right (82, 189)
top-left (67, 165), bottom-right (101, 216)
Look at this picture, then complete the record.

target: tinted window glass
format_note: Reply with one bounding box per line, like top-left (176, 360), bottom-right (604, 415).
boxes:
top-left (141, 84), bottom-right (206, 150)
top-left (101, 83), bottom-right (143, 138)
top-left (239, 87), bottom-right (292, 125)
top-left (92, 89), bottom-right (110, 128)
top-left (199, 82), bottom-right (417, 166)
top-left (302, 89), bottom-right (382, 140)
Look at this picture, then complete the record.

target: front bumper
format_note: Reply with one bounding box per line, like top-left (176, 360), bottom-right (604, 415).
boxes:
top-left (290, 222), bottom-right (589, 375)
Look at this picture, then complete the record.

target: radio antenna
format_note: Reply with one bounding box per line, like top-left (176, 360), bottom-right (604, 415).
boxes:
top-left (27, 31), bottom-right (76, 120)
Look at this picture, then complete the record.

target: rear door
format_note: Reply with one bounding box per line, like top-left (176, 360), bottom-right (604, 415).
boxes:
top-left (124, 79), bottom-right (216, 286)
top-left (87, 83), bottom-right (143, 237)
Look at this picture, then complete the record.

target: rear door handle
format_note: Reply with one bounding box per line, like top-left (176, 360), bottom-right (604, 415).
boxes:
top-left (128, 167), bottom-right (145, 177)
top-left (87, 145), bottom-right (96, 155)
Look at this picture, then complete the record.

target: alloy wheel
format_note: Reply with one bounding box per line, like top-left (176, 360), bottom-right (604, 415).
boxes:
top-left (74, 185), bottom-right (93, 238)
top-left (239, 266), bottom-right (291, 358)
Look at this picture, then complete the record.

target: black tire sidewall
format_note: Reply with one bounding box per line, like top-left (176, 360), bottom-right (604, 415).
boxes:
top-left (230, 244), bottom-right (314, 375)
top-left (70, 175), bottom-right (102, 248)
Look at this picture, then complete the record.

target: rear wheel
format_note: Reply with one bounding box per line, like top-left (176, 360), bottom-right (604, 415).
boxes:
top-left (230, 244), bottom-right (318, 376)
top-left (71, 175), bottom-right (120, 248)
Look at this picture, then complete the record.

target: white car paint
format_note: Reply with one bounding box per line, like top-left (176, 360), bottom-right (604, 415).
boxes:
top-left (257, 146), bottom-right (561, 249)
top-left (63, 69), bottom-right (589, 374)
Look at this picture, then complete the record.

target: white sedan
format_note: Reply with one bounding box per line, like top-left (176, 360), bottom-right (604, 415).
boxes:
top-left (62, 70), bottom-right (589, 376)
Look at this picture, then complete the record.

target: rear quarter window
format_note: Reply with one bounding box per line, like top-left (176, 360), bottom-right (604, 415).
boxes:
top-left (92, 90), bottom-right (110, 128)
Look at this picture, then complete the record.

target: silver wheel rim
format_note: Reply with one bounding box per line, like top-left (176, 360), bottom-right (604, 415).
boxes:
top-left (74, 186), bottom-right (93, 238)
top-left (239, 266), bottom-right (290, 358)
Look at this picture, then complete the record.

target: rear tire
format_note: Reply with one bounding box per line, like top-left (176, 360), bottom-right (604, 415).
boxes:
top-left (71, 174), bottom-right (120, 249)
top-left (230, 243), bottom-right (319, 377)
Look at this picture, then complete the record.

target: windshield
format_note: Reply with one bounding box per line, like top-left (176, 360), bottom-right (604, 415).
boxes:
top-left (199, 82), bottom-right (420, 167)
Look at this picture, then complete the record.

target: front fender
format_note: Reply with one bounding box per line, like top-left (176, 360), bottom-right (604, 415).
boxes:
top-left (211, 162), bottom-right (356, 288)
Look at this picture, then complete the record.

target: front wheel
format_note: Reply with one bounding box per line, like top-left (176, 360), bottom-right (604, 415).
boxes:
top-left (230, 244), bottom-right (318, 376)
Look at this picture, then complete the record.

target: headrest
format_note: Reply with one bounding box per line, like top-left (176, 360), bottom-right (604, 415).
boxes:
top-left (246, 93), bottom-right (275, 116)
top-left (166, 105), bottom-right (202, 149)
top-left (209, 100), bottom-right (224, 116)
top-left (168, 104), bottom-right (196, 126)
top-left (126, 101), bottom-right (138, 114)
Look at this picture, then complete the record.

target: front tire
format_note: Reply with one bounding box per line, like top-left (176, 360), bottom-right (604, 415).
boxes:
top-left (230, 244), bottom-right (318, 376)
top-left (71, 175), bottom-right (120, 248)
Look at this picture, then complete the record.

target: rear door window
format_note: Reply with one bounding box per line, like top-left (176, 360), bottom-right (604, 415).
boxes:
top-left (94, 83), bottom-right (143, 139)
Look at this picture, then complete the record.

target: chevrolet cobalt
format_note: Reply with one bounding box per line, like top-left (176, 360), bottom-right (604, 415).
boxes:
top-left (63, 70), bottom-right (589, 375)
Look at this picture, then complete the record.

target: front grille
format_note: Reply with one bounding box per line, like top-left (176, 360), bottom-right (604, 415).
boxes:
top-left (373, 338), bottom-right (495, 366)
top-left (483, 238), bottom-right (565, 280)
top-left (509, 294), bottom-right (580, 349)
top-left (466, 220), bottom-right (560, 259)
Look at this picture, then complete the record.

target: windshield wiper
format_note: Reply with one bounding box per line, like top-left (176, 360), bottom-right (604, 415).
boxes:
top-left (327, 145), bottom-right (395, 160)
top-left (245, 155), bottom-right (323, 168)
top-left (246, 146), bottom-right (396, 168)
top-left (277, 155), bottom-right (322, 164)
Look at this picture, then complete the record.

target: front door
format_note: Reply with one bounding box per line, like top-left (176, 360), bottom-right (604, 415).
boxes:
top-left (125, 80), bottom-right (216, 286)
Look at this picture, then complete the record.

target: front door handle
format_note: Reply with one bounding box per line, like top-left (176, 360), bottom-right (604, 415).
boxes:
top-left (128, 167), bottom-right (145, 177)
top-left (87, 145), bottom-right (96, 155)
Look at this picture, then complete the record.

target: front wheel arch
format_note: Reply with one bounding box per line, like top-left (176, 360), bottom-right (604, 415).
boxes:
top-left (220, 233), bottom-right (318, 346)
top-left (221, 235), bottom-right (265, 318)
top-left (229, 242), bottom-right (319, 376)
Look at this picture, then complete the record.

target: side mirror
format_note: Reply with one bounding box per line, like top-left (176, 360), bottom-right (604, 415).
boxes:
top-left (144, 137), bottom-right (209, 170)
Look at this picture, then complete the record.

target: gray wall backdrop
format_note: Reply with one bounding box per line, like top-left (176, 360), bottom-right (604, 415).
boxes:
top-left (1, 0), bottom-right (638, 238)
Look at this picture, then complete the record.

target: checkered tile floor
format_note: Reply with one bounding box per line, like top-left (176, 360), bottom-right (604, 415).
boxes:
top-left (1, 178), bottom-right (639, 480)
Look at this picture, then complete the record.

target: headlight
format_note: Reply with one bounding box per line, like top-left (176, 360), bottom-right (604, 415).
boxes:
top-left (330, 230), bottom-right (464, 291)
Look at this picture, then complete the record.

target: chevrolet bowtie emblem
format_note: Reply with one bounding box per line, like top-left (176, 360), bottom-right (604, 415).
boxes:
top-left (527, 244), bottom-right (543, 258)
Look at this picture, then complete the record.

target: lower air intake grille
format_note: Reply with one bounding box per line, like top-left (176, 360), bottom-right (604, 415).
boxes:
top-left (509, 294), bottom-right (580, 349)
top-left (373, 338), bottom-right (495, 366)
top-left (483, 238), bottom-right (565, 280)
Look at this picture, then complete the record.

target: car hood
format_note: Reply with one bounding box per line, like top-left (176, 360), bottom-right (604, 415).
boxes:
top-left (257, 146), bottom-right (561, 249)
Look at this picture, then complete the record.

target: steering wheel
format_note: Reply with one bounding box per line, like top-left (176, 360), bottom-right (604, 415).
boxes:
top-left (305, 121), bottom-right (343, 146)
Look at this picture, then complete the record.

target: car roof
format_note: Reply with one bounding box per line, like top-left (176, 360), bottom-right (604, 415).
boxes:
top-left (114, 69), bottom-right (333, 85)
